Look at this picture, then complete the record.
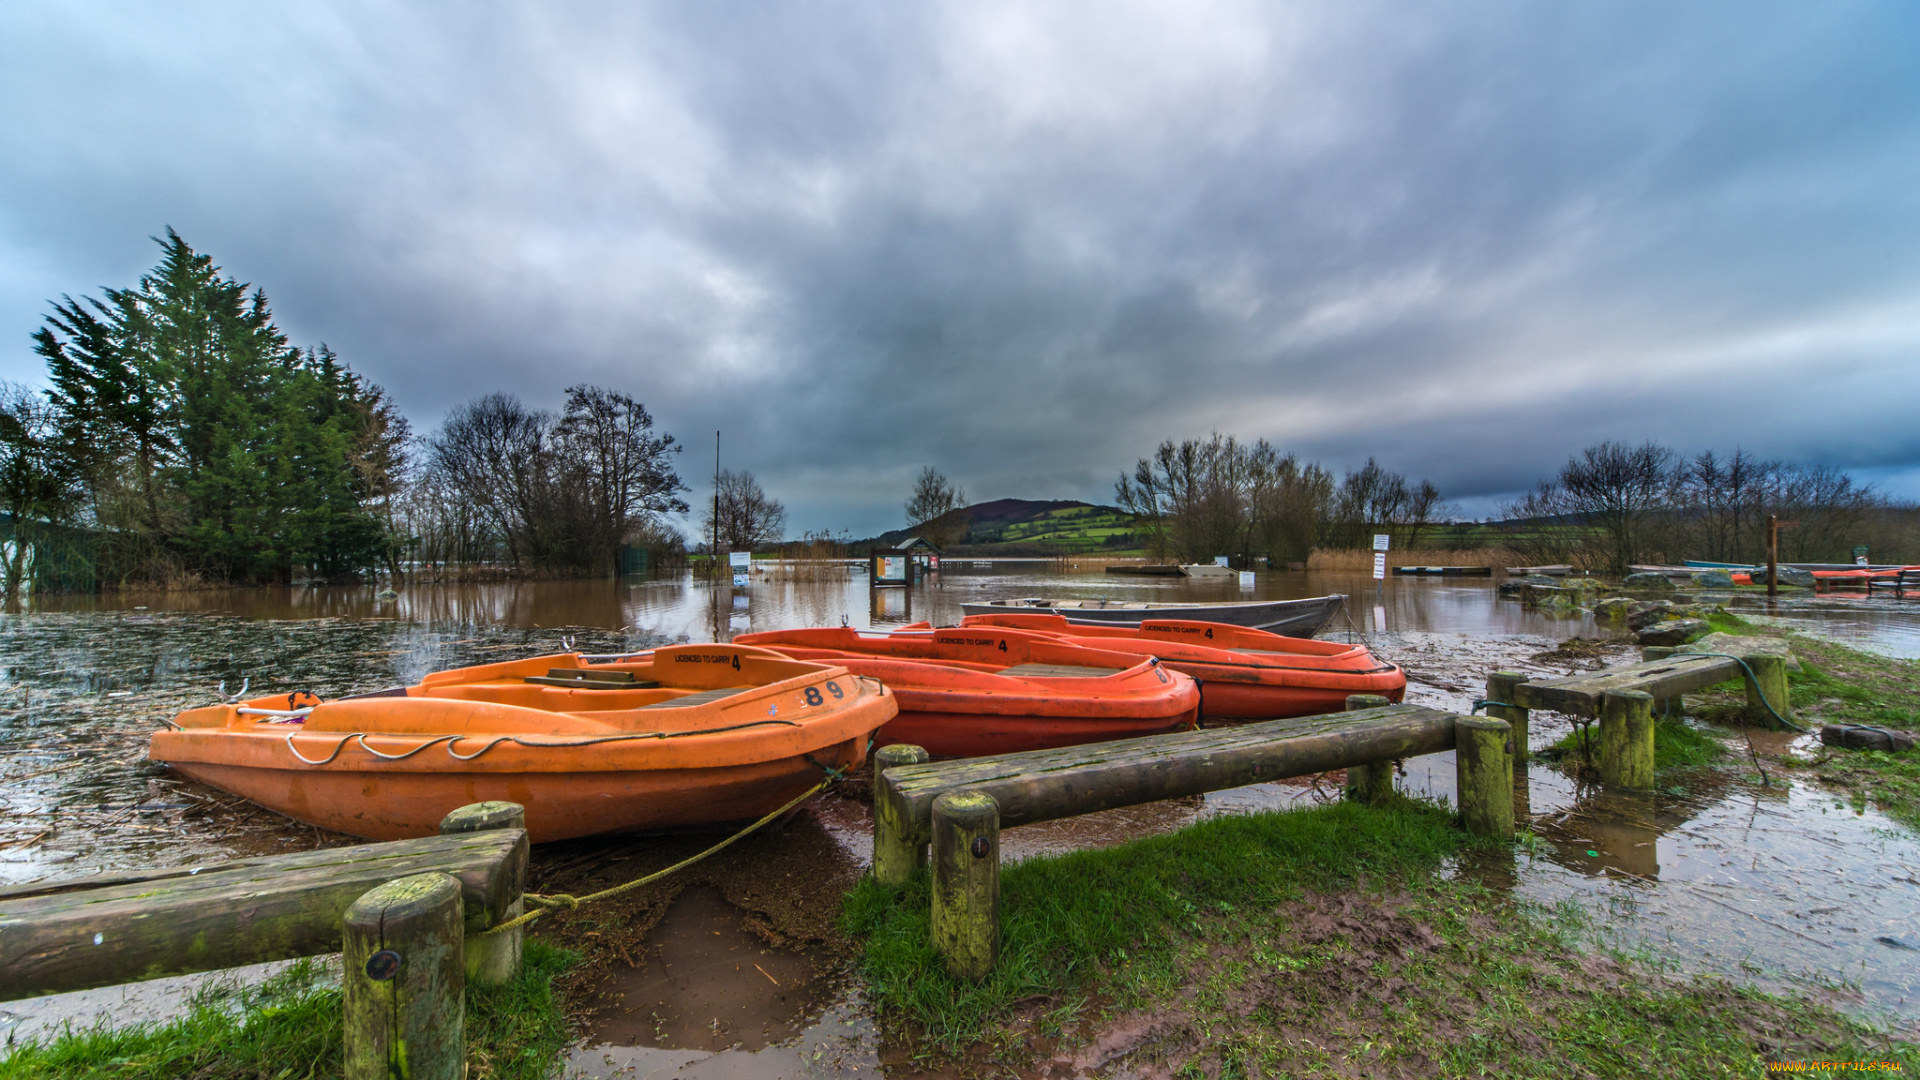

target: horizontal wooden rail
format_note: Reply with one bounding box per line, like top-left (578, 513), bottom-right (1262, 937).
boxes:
top-left (0, 815), bottom-right (526, 1001)
top-left (1498, 645), bottom-right (1794, 789)
top-left (877, 703), bottom-right (1463, 853)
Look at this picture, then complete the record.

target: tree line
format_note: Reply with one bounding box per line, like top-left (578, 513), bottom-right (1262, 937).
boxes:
top-left (1115, 434), bottom-right (1444, 565)
top-left (1503, 441), bottom-right (1911, 575)
top-left (5, 232), bottom-right (694, 596)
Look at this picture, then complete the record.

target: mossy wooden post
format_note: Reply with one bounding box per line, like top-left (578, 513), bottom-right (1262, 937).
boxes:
top-left (1598, 690), bottom-right (1656, 789)
top-left (1483, 672), bottom-right (1529, 767)
top-left (1342, 694), bottom-right (1395, 804)
top-left (930, 790), bottom-right (999, 982)
top-left (439, 800), bottom-right (526, 985)
top-left (873, 743), bottom-right (931, 888)
top-left (343, 872), bottom-right (465, 1080)
top-left (1739, 654), bottom-right (1794, 731)
top-left (1454, 716), bottom-right (1513, 838)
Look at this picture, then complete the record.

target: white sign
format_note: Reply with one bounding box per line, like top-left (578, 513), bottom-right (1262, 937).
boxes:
top-left (1238, 571), bottom-right (1256, 589)
top-left (1213, 555), bottom-right (1230, 567)
top-left (878, 556), bottom-right (906, 582)
top-left (1856, 555), bottom-right (1870, 567)
top-left (1372, 552), bottom-right (1387, 580)
top-left (729, 550), bottom-right (751, 587)
top-left (1372, 534), bottom-right (1390, 552)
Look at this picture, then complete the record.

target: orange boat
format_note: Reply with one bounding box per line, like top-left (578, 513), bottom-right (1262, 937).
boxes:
top-left (149, 645), bottom-right (896, 842)
top-left (731, 625), bottom-right (1200, 757)
top-left (917, 613), bottom-right (1406, 723)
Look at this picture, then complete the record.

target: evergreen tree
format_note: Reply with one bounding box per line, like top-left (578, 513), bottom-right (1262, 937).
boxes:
top-left (29, 230), bottom-right (400, 584)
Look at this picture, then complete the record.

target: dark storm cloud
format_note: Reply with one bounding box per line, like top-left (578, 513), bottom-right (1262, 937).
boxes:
top-left (4, 1), bottom-right (1918, 535)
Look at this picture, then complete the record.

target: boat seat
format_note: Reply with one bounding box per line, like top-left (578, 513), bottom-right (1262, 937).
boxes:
top-left (999, 663), bottom-right (1125, 678)
top-left (525, 668), bottom-right (662, 690)
top-left (641, 686), bottom-right (752, 709)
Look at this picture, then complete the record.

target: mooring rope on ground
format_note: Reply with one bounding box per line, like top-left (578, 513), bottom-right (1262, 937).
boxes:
top-left (476, 775), bottom-right (835, 938)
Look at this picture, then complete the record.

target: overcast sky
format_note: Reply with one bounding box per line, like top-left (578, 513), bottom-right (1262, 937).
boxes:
top-left (4, 2), bottom-right (1917, 537)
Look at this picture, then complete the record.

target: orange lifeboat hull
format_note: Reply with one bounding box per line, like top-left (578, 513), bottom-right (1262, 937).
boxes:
top-left (733, 626), bottom-right (1200, 757)
top-left (148, 646), bottom-right (897, 842)
top-left (934, 613), bottom-right (1407, 723)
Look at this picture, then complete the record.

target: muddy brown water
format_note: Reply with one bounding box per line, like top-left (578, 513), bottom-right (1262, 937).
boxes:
top-left (3, 568), bottom-right (1919, 1061)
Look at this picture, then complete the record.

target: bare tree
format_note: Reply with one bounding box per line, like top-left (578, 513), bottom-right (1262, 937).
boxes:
top-left (905, 466), bottom-right (970, 548)
top-left (1118, 435), bottom-right (1351, 565)
top-left (425, 387), bottom-right (686, 576)
top-left (553, 386), bottom-right (688, 573)
top-left (703, 470), bottom-right (786, 550)
top-left (1507, 441), bottom-right (1677, 575)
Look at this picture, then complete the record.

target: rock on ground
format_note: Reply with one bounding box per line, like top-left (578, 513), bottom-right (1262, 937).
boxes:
top-left (1622, 572), bottom-right (1677, 591)
top-left (1636, 618), bottom-right (1710, 646)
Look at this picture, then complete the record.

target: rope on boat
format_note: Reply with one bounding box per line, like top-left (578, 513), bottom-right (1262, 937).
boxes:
top-left (476, 774), bottom-right (836, 938)
top-left (282, 718), bottom-right (804, 766)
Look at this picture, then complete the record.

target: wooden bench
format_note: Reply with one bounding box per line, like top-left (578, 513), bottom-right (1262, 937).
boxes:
top-left (0, 801), bottom-right (529, 1079)
top-left (1867, 569), bottom-right (1920, 599)
top-left (1483, 646), bottom-right (1793, 790)
top-left (871, 700), bottom-right (1512, 980)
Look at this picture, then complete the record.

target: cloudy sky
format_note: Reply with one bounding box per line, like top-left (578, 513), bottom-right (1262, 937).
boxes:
top-left (3, 2), bottom-right (1917, 536)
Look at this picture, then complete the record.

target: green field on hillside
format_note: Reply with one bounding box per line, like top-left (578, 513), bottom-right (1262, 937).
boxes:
top-left (965, 505), bottom-right (1139, 552)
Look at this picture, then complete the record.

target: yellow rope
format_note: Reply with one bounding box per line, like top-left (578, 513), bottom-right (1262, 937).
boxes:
top-left (476, 778), bottom-right (832, 938)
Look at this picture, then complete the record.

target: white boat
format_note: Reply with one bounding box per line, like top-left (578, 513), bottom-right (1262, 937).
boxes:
top-left (959, 595), bottom-right (1345, 638)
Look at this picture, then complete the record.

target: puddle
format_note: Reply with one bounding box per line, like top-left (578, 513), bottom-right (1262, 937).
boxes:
top-left (578, 886), bottom-right (824, 1053)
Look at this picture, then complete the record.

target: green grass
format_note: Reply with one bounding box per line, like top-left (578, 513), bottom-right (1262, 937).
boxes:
top-left (844, 798), bottom-right (1468, 1052)
top-left (0, 942), bottom-right (576, 1080)
top-left (1539, 719), bottom-right (1726, 773)
top-left (845, 802), bottom-right (1915, 1076)
top-left (1690, 610), bottom-right (1920, 829)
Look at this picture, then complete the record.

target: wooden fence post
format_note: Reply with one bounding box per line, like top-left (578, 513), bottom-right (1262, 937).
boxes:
top-left (343, 872), bottom-right (465, 1080)
top-left (1483, 672), bottom-right (1530, 766)
top-left (1739, 655), bottom-right (1794, 730)
top-left (1342, 694), bottom-right (1395, 804)
top-left (1598, 690), bottom-right (1655, 789)
top-left (930, 790), bottom-right (999, 982)
top-left (873, 744), bottom-right (931, 888)
top-left (439, 801), bottom-right (527, 985)
top-left (1454, 716), bottom-right (1514, 838)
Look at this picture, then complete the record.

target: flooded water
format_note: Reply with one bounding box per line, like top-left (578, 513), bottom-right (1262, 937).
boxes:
top-left (4, 565), bottom-right (1920, 1056)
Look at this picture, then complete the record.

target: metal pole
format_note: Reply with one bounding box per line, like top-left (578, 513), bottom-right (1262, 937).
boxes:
top-left (713, 430), bottom-right (721, 578)
top-left (1766, 514), bottom-right (1778, 598)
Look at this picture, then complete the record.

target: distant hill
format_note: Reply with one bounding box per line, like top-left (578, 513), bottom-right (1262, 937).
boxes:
top-left (861, 498), bottom-right (1142, 554)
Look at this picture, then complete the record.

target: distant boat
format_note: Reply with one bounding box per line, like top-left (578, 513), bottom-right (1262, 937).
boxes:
top-left (960, 594), bottom-right (1345, 638)
top-left (1179, 563), bottom-right (1238, 579)
top-left (1105, 564), bottom-right (1186, 576)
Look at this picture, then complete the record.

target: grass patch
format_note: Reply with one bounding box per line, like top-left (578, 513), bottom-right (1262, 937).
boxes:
top-left (0, 941), bottom-right (576, 1080)
top-left (844, 798), bottom-right (1469, 1053)
top-left (1783, 633), bottom-right (1920, 830)
top-left (1538, 719), bottom-right (1726, 773)
top-left (846, 801), bottom-right (1913, 1076)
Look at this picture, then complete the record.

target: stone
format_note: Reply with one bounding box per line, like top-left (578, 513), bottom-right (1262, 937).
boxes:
top-left (1626, 601), bottom-right (1673, 631)
top-left (1622, 572), bottom-right (1676, 591)
top-left (1678, 632), bottom-right (1803, 673)
top-left (1499, 575), bottom-right (1563, 599)
top-left (1751, 566), bottom-right (1816, 588)
top-left (1593, 597), bottom-right (1634, 623)
top-left (1820, 725), bottom-right (1916, 753)
top-left (1635, 618), bottom-right (1709, 646)
top-left (1689, 570), bottom-right (1736, 589)
top-left (1563, 577), bottom-right (1606, 593)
